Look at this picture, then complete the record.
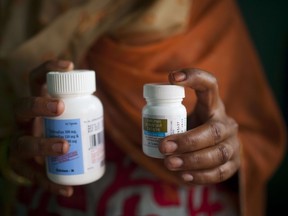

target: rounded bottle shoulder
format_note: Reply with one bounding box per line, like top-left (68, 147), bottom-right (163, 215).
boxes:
top-left (142, 103), bottom-right (186, 115)
top-left (50, 95), bottom-right (103, 119)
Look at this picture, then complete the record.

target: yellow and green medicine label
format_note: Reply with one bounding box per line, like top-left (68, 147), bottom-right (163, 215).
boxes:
top-left (142, 114), bottom-right (186, 158)
top-left (143, 118), bottom-right (167, 136)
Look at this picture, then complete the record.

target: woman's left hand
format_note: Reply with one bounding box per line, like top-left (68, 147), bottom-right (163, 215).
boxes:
top-left (159, 68), bottom-right (240, 184)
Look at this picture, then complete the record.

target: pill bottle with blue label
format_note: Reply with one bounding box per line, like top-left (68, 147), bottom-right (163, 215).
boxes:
top-left (44, 70), bottom-right (105, 185)
top-left (142, 83), bottom-right (187, 158)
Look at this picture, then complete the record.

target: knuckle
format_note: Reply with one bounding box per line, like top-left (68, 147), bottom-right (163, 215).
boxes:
top-left (187, 153), bottom-right (200, 166)
top-left (209, 121), bottom-right (223, 144)
top-left (217, 166), bottom-right (225, 182)
top-left (183, 133), bottom-right (199, 148)
top-left (217, 145), bottom-right (230, 163)
top-left (37, 138), bottom-right (46, 155)
top-left (199, 71), bottom-right (218, 89)
top-left (208, 74), bottom-right (217, 86)
top-left (229, 117), bottom-right (239, 132)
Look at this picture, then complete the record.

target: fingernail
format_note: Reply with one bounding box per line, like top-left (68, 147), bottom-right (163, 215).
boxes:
top-left (182, 173), bottom-right (193, 181)
top-left (169, 157), bottom-right (183, 168)
top-left (171, 71), bottom-right (186, 82)
top-left (47, 101), bottom-right (58, 114)
top-left (163, 141), bottom-right (177, 153)
top-left (52, 143), bottom-right (63, 153)
top-left (57, 60), bottom-right (72, 69)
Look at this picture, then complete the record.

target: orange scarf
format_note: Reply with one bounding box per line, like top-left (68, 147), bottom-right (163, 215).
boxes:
top-left (85, 1), bottom-right (286, 216)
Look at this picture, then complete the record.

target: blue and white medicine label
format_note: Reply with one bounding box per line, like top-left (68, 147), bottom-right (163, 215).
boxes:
top-left (45, 119), bottom-right (84, 175)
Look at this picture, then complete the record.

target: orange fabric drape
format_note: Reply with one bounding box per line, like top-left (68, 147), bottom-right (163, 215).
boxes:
top-left (85, 1), bottom-right (287, 216)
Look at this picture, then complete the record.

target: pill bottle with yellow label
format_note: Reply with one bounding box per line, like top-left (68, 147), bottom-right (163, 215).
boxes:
top-left (142, 83), bottom-right (187, 158)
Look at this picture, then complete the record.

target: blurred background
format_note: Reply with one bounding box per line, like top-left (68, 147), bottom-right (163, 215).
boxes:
top-left (236, 0), bottom-right (288, 215)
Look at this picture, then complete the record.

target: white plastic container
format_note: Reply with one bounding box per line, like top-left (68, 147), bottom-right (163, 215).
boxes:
top-left (142, 83), bottom-right (187, 158)
top-left (44, 70), bottom-right (105, 185)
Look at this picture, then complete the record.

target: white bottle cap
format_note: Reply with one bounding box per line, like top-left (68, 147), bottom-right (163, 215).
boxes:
top-left (47, 70), bottom-right (96, 95)
top-left (143, 83), bottom-right (185, 99)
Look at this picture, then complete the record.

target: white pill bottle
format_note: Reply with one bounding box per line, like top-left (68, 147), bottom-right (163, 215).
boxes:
top-left (44, 70), bottom-right (105, 185)
top-left (142, 83), bottom-right (187, 158)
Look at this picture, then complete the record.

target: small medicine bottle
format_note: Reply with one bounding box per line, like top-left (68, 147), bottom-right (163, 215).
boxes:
top-left (44, 70), bottom-right (105, 185)
top-left (142, 83), bottom-right (187, 158)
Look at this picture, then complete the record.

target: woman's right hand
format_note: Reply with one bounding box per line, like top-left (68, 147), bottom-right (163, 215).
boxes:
top-left (8, 60), bottom-right (74, 197)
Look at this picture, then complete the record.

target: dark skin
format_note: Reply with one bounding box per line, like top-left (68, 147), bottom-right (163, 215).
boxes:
top-left (161, 69), bottom-right (240, 184)
top-left (8, 60), bottom-right (240, 197)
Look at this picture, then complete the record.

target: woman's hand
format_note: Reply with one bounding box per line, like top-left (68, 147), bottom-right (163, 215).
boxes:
top-left (159, 68), bottom-right (240, 184)
top-left (8, 60), bottom-right (74, 197)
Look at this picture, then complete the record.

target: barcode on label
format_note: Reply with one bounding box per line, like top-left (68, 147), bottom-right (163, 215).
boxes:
top-left (89, 131), bottom-right (104, 148)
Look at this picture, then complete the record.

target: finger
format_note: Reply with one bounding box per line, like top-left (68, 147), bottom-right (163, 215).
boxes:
top-left (29, 60), bottom-right (74, 96)
top-left (164, 140), bottom-right (237, 171)
top-left (15, 97), bottom-right (65, 121)
top-left (180, 159), bottom-right (240, 185)
top-left (10, 136), bottom-right (69, 158)
top-left (169, 68), bottom-right (224, 118)
top-left (10, 159), bottom-right (73, 197)
top-left (159, 118), bottom-right (238, 155)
